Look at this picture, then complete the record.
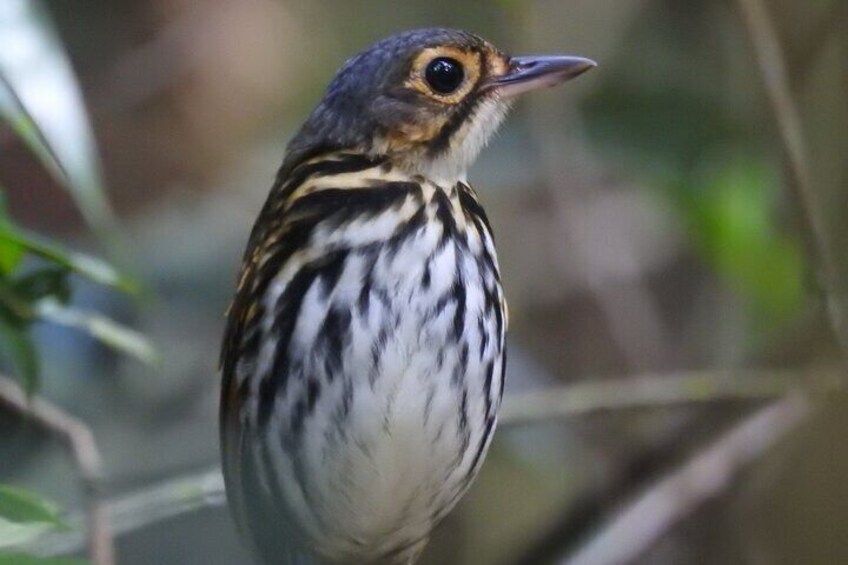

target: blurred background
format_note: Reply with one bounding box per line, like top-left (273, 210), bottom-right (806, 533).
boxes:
top-left (1, 0), bottom-right (847, 564)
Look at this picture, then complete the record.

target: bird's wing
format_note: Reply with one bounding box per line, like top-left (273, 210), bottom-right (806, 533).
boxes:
top-left (219, 151), bottom-right (393, 563)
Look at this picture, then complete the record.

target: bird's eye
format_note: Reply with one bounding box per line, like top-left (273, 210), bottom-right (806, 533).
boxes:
top-left (425, 57), bottom-right (465, 94)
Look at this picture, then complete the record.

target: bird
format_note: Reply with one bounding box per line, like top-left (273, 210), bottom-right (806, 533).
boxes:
top-left (219, 27), bottom-right (594, 565)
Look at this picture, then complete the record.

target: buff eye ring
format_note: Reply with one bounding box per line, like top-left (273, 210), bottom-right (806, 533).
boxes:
top-left (424, 57), bottom-right (465, 94)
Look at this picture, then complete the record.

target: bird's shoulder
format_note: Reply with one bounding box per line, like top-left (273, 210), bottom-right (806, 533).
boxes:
top-left (219, 151), bottom-right (438, 410)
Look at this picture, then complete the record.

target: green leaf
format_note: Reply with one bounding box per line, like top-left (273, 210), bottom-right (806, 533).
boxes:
top-left (35, 300), bottom-right (160, 368)
top-left (0, 553), bottom-right (88, 565)
top-left (0, 1), bottom-right (117, 244)
top-left (676, 160), bottom-right (805, 323)
top-left (0, 230), bottom-right (138, 295)
top-left (0, 242), bottom-right (24, 276)
top-left (0, 486), bottom-right (64, 529)
top-left (0, 314), bottom-right (38, 394)
top-left (0, 76), bottom-right (65, 185)
top-left (0, 195), bottom-right (24, 275)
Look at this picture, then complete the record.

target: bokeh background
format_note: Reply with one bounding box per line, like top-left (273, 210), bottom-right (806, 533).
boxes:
top-left (2, 0), bottom-right (847, 563)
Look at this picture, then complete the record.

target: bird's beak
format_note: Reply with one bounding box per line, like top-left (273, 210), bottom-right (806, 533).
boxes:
top-left (484, 55), bottom-right (596, 98)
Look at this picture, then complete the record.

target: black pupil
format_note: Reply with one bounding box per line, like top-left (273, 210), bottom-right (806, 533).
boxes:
top-left (425, 57), bottom-right (464, 94)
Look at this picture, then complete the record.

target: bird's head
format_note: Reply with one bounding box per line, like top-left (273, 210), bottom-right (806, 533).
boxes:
top-left (284, 28), bottom-right (595, 183)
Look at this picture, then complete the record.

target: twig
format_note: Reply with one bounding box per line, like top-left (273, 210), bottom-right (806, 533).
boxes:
top-left (560, 395), bottom-right (810, 565)
top-left (499, 367), bottom-right (837, 425)
top-left (27, 467), bottom-right (224, 558)
top-left (737, 0), bottom-right (848, 365)
top-left (513, 414), bottom-right (723, 565)
top-left (0, 375), bottom-right (114, 565)
top-left (510, 367), bottom-right (839, 565)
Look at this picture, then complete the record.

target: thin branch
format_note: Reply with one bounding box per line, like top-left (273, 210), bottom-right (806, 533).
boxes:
top-left (560, 395), bottom-right (810, 565)
top-left (737, 0), bottom-right (848, 365)
top-left (512, 415), bottom-right (724, 565)
top-left (499, 367), bottom-right (838, 425)
top-left (509, 367), bottom-right (839, 565)
top-left (0, 375), bottom-right (114, 565)
top-left (26, 467), bottom-right (225, 558)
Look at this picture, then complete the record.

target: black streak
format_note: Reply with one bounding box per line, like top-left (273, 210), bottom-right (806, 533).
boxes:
top-left (466, 415), bottom-right (495, 481)
top-left (319, 248), bottom-right (349, 298)
top-left (478, 315), bottom-right (488, 359)
top-left (483, 361), bottom-right (494, 415)
top-left (257, 266), bottom-right (320, 427)
top-left (421, 261), bottom-right (432, 290)
top-left (357, 245), bottom-right (380, 316)
top-left (458, 388), bottom-right (469, 437)
top-left (432, 189), bottom-right (458, 246)
top-left (427, 96), bottom-right (479, 157)
top-left (319, 307), bottom-right (352, 379)
top-left (306, 378), bottom-right (321, 413)
top-left (369, 326), bottom-right (390, 388)
top-left (458, 183), bottom-right (495, 243)
top-left (388, 205), bottom-right (427, 258)
top-left (279, 154), bottom-right (387, 200)
top-left (452, 277), bottom-right (466, 339)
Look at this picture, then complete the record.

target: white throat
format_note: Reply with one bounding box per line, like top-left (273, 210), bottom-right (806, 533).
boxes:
top-left (406, 97), bottom-right (511, 186)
